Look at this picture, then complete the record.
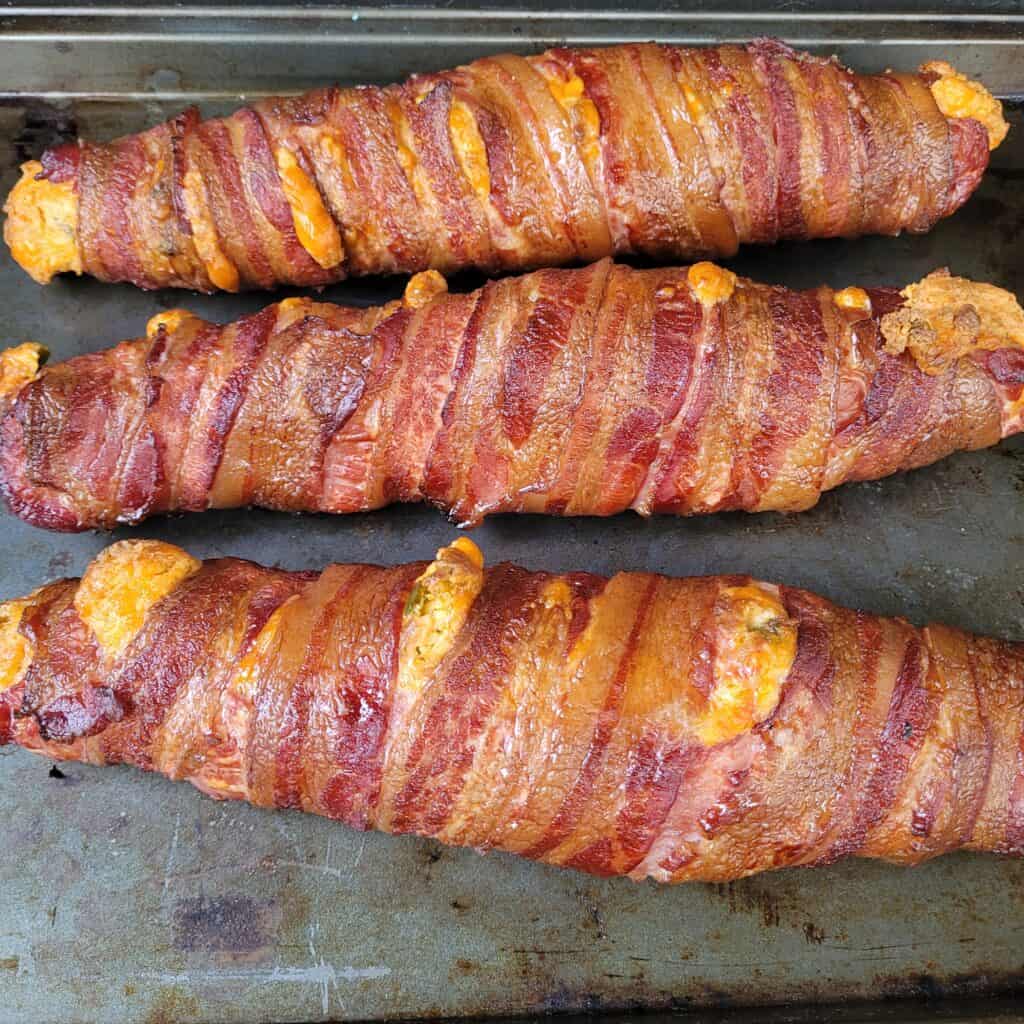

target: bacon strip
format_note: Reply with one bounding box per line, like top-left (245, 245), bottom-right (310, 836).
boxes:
top-left (1, 262), bottom-right (1019, 532)
top-left (4, 41), bottom-right (999, 292)
top-left (2, 539), bottom-right (1022, 883)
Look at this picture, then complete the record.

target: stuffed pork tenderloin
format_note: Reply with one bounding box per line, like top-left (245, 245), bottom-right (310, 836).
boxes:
top-left (0, 260), bottom-right (1022, 532)
top-left (2, 537), bottom-right (1023, 883)
top-left (1, 40), bottom-right (1008, 292)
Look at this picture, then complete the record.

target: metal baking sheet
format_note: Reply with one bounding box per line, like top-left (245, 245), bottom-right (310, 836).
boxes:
top-left (0, 4), bottom-right (1023, 1022)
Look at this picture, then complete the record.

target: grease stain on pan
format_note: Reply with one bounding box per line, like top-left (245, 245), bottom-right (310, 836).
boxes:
top-left (874, 968), bottom-right (1024, 1003)
top-left (8, 99), bottom-right (78, 165)
top-left (172, 895), bottom-right (272, 955)
top-left (143, 988), bottom-right (199, 1024)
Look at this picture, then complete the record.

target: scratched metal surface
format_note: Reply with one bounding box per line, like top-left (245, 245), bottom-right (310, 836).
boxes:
top-left (0, 4), bottom-right (1023, 1023)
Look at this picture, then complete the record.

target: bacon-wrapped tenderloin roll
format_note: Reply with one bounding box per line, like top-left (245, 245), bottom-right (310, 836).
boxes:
top-left (1, 537), bottom-right (1022, 883)
top-left (1, 261), bottom-right (1022, 532)
top-left (2, 41), bottom-right (1007, 292)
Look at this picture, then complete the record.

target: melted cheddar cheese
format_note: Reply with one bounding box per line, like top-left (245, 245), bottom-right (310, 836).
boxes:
top-left (880, 269), bottom-right (1024, 375)
top-left (395, 139), bottom-right (417, 179)
top-left (274, 295), bottom-right (315, 330)
top-left (319, 134), bottom-right (347, 171)
top-left (404, 269), bottom-right (449, 309)
top-left (681, 82), bottom-right (706, 122)
top-left (2, 161), bottom-right (82, 284)
top-left (0, 342), bottom-right (46, 404)
top-left (0, 593), bottom-right (37, 692)
top-left (448, 100), bottom-right (491, 200)
top-left (538, 66), bottom-right (602, 169)
top-left (574, 100), bottom-right (601, 169)
top-left (275, 146), bottom-right (344, 270)
top-left (74, 540), bottom-right (201, 658)
top-left (688, 262), bottom-right (737, 306)
top-left (924, 61), bottom-right (1008, 151)
top-left (317, 133), bottom-right (373, 257)
top-left (545, 71), bottom-right (583, 110)
top-left (833, 286), bottom-right (872, 315)
top-left (397, 538), bottom-right (485, 695)
top-left (182, 168), bottom-right (240, 292)
top-left (146, 309), bottom-right (196, 340)
top-left (233, 597), bottom-right (294, 700)
top-left (696, 584), bottom-right (797, 746)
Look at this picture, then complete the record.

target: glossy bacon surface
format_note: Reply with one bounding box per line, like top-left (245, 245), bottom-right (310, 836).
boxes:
top-left (2, 538), bottom-right (1022, 883)
top-left (2, 261), bottom-right (1022, 532)
top-left (5, 40), bottom-right (998, 291)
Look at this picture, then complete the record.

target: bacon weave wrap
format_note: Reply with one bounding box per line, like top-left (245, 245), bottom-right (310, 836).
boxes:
top-left (1, 538), bottom-right (1022, 883)
top-left (1, 261), bottom-right (1022, 532)
top-left (1, 41), bottom-right (1001, 291)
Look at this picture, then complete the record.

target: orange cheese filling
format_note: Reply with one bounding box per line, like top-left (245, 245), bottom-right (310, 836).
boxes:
top-left (274, 147), bottom-right (344, 270)
top-left (0, 342), bottom-right (46, 405)
top-left (448, 100), bottom-right (491, 200)
top-left (696, 584), bottom-right (797, 746)
top-left (2, 161), bottom-right (82, 284)
top-left (398, 538), bottom-right (485, 696)
top-left (0, 592), bottom-right (40, 692)
top-left (833, 286), bottom-right (872, 314)
top-left (317, 133), bottom-right (376, 257)
top-left (880, 269), bottom-right (1024, 376)
top-left (404, 269), bottom-right (449, 309)
top-left (539, 67), bottom-right (602, 169)
top-left (231, 597), bottom-right (295, 703)
top-left (384, 100), bottom-right (433, 208)
top-left (182, 169), bottom-right (240, 292)
top-left (688, 261), bottom-right (737, 305)
top-left (680, 81), bottom-right (707, 122)
top-left (74, 540), bottom-right (201, 658)
top-left (923, 61), bottom-right (1008, 150)
top-left (395, 138), bottom-right (417, 180)
top-left (274, 295), bottom-right (317, 330)
top-left (145, 309), bottom-right (196, 340)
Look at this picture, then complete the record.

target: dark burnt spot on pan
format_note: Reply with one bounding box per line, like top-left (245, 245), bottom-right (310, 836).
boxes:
top-left (713, 879), bottom-right (782, 928)
top-left (542, 984), bottom-right (734, 1015)
top-left (874, 969), bottom-right (1023, 1002)
top-left (995, 442), bottom-right (1024, 495)
top-left (417, 839), bottom-right (446, 879)
top-left (575, 885), bottom-right (608, 938)
top-left (172, 895), bottom-right (269, 954)
top-left (9, 100), bottom-right (78, 165)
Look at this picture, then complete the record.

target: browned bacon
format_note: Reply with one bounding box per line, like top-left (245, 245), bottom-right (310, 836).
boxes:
top-left (1, 261), bottom-right (1021, 532)
top-left (1, 538), bottom-right (1022, 883)
top-left (2, 41), bottom-right (1003, 292)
